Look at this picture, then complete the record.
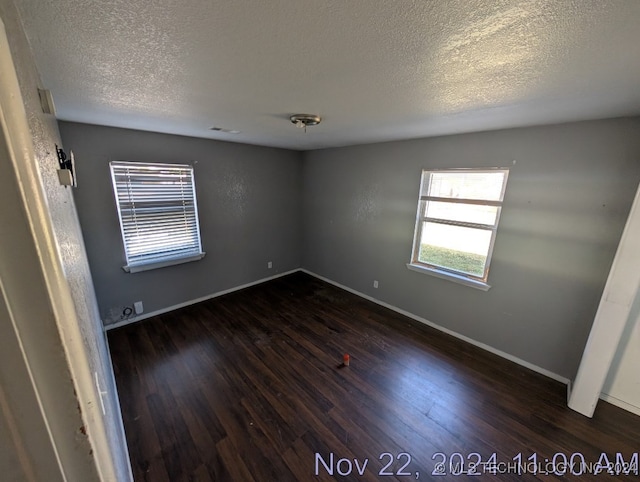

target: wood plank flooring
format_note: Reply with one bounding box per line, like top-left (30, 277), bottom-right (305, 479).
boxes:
top-left (108, 272), bottom-right (640, 481)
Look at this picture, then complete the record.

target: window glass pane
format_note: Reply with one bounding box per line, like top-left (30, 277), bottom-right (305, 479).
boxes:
top-left (424, 201), bottom-right (498, 225)
top-left (423, 171), bottom-right (506, 201)
top-left (418, 222), bottom-right (491, 277)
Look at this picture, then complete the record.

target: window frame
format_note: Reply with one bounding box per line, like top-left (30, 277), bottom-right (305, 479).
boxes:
top-left (110, 160), bottom-right (205, 273)
top-left (408, 167), bottom-right (509, 290)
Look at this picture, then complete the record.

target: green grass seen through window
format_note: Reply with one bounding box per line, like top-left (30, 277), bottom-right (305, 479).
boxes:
top-left (419, 244), bottom-right (486, 277)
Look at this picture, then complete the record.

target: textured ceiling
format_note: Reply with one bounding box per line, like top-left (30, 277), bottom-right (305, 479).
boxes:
top-left (15, 0), bottom-right (640, 150)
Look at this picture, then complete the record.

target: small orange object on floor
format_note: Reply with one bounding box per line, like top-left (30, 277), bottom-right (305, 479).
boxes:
top-left (343, 353), bottom-right (350, 366)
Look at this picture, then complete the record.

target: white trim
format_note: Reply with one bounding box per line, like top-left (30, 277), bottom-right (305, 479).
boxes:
top-left (0, 22), bottom-right (64, 477)
top-left (406, 263), bottom-right (491, 291)
top-left (0, 17), bottom-right (126, 481)
top-left (569, 181), bottom-right (640, 417)
top-left (300, 269), bottom-right (569, 385)
top-left (105, 268), bottom-right (301, 330)
top-left (599, 393), bottom-right (640, 417)
top-left (124, 253), bottom-right (206, 273)
top-left (100, 327), bottom-right (132, 478)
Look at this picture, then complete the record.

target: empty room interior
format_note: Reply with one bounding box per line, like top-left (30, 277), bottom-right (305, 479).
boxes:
top-left (2, 1), bottom-right (640, 480)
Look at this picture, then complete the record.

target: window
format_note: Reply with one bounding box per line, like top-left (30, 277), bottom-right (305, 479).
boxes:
top-left (408, 168), bottom-right (509, 290)
top-left (110, 161), bottom-right (205, 273)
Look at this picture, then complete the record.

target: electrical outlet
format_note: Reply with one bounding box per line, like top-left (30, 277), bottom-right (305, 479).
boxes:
top-left (134, 301), bottom-right (144, 314)
top-left (268, 261), bottom-right (273, 269)
top-left (373, 280), bottom-right (379, 288)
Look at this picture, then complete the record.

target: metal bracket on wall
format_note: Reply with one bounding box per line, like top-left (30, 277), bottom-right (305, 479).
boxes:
top-left (56, 144), bottom-right (76, 187)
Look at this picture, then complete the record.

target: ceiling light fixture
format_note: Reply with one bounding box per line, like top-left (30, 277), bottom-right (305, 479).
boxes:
top-left (290, 114), bottom-right (321, 133)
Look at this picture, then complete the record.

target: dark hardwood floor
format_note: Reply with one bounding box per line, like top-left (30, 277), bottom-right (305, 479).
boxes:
top-left (108, 272), bottom-right (640, 481)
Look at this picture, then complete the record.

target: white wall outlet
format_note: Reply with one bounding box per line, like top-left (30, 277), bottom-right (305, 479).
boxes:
top-left (267, 261), bottom-right (273, 269)
top-left (373, 280), bottom-right (379, 288)
top-left (134, 301), bottom-right (144, 314)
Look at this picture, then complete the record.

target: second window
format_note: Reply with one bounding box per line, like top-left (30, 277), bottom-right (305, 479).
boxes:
top-left (410, 168), bottom-right (509, 283)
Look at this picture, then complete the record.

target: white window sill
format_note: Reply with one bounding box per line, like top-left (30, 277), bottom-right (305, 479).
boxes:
top-left (406, 263), bottom-right (491, 291)
top-left (123, 252), bottom-right (206, 273)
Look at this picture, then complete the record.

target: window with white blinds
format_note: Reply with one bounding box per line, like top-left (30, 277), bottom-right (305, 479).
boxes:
top-left (110, 161), bottom-right (205, 273)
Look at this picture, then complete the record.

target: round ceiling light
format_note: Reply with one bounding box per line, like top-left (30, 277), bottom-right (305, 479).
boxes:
top-left (290, 114), bottom-right (321, 132)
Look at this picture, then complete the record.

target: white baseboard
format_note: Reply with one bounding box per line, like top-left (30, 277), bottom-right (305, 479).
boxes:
top-left (300, 269), bottom-right (570, 385)
top-left (599, 393), bottom-right (640, 417)
top-left (104, 268), bottom-right (301, 331)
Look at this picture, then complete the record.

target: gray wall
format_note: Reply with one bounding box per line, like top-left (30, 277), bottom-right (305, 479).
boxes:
top-left (62, 117), bottom-right (640, 380)
top-left (60, 122), bottom-right (302, 325)
top-left (302, 118), bottom-right (640, 379)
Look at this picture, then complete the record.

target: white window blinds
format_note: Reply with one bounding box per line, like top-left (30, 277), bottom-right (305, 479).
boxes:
top-left (110, 161), bottom-right (205, 273)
